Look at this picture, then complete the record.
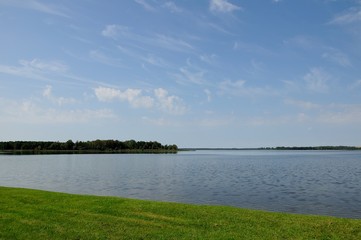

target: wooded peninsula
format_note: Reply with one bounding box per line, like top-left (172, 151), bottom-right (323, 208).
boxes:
top-left (0, 140), bottom-right (178, 154)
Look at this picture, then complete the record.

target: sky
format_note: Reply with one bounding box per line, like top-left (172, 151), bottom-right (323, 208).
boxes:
top-left (1, 0), bottom-right (361, 148)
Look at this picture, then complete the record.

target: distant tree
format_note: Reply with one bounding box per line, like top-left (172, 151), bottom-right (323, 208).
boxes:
top-left (65, 140), bottom-right (75, 150)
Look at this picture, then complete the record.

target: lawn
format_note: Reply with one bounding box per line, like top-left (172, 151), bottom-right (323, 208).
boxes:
top-left (1, 186), bottom-right (360, 239)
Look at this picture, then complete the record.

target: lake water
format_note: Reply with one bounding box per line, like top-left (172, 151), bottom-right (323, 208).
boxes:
top-left (1, 150), bottom-right (361, 219)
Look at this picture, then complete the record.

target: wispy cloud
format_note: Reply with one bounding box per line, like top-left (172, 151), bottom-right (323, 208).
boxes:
top-left (199, 54), bottom-right (217, 65)
top-left (348, 79), bottom-right (361, 90)
top-left (172, 61), bottom-right (207, 85)
top-left (283, 35), bottom-right (318, 49)
top-left (89, 50), bottom-right (124, 68)
top-left (0, 59), bottom-right (68, 81)
top-left (0, 98), bottom-right (115, 124)
top-left (329, 6), bottom-right (361, 25)
top-left (284, 99), bottom-right (320, 110)
top-left (204, 89), bottom-right (212, 102)
top-left (101, 24), bottom-right (129, 40)
top-left (142, 54), bottom-right (168, 67)
top-left (304, 68), bottom-right (330, 93)
top-left (21, 59), bottom-right (68, 72)
top-left (0, 0), bottom-right (71, 18)
top-left (0, 59), bottom-right (111, 88)
top-left (316, 104), bottom-right (361, 124)
top-left (178, 67), bottom-right (206, 85)
top-left (219, 80), bottom-right (276, 97)
top-left (154, 34), bottom-right (194, 52)
top-left (134, 0), bottom-right (156, 12)
top-left (322, 48), bottom-right (351, 67)
top-left (233, 41), bottom-right (273, 55)
top-left (102, 25), bottom-right (195, 53)
top-left (240, 103), bottom-right (361, 127)
top-left (284, 36), bottom-right (352, 67)
top-left (162, 1), bottom-right (182, 13)
top-left (117, 45), bottom-right (168, 68)
top-left (209, 0), bottom-right (242, 13)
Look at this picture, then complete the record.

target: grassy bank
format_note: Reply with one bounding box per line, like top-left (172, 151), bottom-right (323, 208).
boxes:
top-left (1, 187), bottom-right (360, 239)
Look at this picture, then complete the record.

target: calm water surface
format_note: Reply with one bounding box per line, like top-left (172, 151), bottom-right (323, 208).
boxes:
top-left (1, 150), bottom-right (361, 219)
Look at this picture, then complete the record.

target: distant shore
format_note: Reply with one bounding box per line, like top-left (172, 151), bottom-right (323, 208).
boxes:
top-left (181, 146), bottom-right (361, 151)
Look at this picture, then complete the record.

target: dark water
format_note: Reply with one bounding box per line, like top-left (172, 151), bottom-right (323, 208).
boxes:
top-left (1, 150), bottom-right (361, 219)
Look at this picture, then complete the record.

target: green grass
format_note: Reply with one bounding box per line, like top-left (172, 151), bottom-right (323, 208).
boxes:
top-left (1, 187), bottom-right (360, 239)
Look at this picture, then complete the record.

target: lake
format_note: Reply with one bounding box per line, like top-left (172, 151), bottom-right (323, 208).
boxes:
top-left (1, 150), bottom-right (360, 219)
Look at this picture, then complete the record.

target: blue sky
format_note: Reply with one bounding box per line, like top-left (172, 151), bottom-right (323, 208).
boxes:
top-left (1, 0), bottom-right (361, 148)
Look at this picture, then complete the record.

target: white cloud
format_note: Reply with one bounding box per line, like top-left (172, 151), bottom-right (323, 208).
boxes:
top-left (0, 98), bottom-right (115, 124)
top-left (204, 89), bottom-right (212, 102)
top-left (233, 41), bottom-right (272, 55)
top-left (200, 54), bottom-right (217, 65)
top-left (94, 87), bottom-right (154, 109)
top-left (154, 88), bottom-right (187, 115)
top-left (210, 0), bottom-right (242, 13)
top-left (94, 87), bottom-right (186, 115)
top-left (42, 85), bottom-right (77, 106)
top-left (304, 68), bottom-right (330, 93)
top-left (94, 87), bottom-right (122, 102)
top-left (43, 85), bottom-right (52, 99)
top-left (162, 1), bottom-right (182, 13)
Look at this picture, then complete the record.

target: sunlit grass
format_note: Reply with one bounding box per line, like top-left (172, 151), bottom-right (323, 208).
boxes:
top-left (1, 186), bottom-right (360, 239)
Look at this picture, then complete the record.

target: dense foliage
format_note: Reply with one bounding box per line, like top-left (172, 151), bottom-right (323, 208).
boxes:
top-left (0, 140), bottom-right (178, 152)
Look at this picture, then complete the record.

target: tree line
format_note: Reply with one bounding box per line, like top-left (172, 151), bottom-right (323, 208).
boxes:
top-left (0, 140), bottom-right (178, 153)
top-left (263, 146), bottom-right (361, 150)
